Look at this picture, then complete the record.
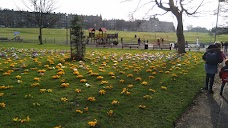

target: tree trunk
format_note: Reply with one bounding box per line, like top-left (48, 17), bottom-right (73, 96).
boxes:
top-left (39, 27), bottom-right (43, 45)
top-left (176, 14), bottom-right (186, 53)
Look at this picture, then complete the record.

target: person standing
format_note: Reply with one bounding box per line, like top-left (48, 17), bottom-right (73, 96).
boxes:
top-left (221, 41), bottom-right (224, 48)
top-left (219, 59), bottom-right (228, 95)
top-left (202, 44), bottom-right (224, 93)
top-left (157, 38), bottom-right (160, 46)
top-left (138, 37), bottom-right (141, 45)
top-left (224, 41), bottom-right (228, 55)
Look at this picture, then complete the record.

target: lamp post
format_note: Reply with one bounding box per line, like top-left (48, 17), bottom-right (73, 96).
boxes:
top-left (154, 24), bottom-right (157, 40)
top-left (66, 14), bottom-right (68, 45)
top-left (214, 0), bottom-right (225, 43)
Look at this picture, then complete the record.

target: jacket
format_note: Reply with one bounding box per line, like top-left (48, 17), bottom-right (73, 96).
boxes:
top-left (219, 65), bottom-right (228, 82)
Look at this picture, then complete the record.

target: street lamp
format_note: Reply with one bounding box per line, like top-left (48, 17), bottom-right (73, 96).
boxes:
top-left (154, 24), bottom-right (157, 40)
top-left (66, 14), bottom-right (68, 45)
top-left (214, 0), bottom-right (225, 42)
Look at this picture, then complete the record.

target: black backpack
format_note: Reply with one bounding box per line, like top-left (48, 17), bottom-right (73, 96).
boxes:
top-left (205, 51), bottom-right (223, 65)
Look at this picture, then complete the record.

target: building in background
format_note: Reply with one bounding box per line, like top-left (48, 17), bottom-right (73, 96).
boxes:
top-left (0, 9), bottom-right (175, 32)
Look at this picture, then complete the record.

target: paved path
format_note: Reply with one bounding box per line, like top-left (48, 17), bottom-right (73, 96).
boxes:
top-left (87, 43), bottom-right (204, 51)
top-left (175, 72), bottom-right (228, 128)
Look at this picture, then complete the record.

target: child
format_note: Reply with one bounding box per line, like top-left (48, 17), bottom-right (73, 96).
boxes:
top-left (214, 42), bottom-right (226, 66)
top-left (219, 59), bottom-right (228, 95)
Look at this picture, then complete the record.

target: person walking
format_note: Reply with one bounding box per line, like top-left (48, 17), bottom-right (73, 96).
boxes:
top-left (202, 44), bottom-right (224, 93)
top-left (138, 37), bottom-right (141, 45)
top-left (219, 59), bottom-right (228, 95)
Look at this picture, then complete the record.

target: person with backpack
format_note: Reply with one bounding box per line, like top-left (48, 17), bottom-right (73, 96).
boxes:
top-left (202, 44), bottom-right (224, 93)
top-left (219, 59), bottom-right (228, 95)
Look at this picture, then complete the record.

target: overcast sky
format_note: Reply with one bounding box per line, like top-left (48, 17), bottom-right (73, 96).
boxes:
top-left (0, 0), bottom-right (225, 30)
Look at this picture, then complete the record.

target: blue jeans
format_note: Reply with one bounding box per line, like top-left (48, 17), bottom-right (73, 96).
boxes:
top-left (205, 73), bottom-right (215, 91)
top-left (221, 81), bottom-right (226, 94)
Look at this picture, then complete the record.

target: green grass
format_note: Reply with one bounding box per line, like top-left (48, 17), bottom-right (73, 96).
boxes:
top-left (0, 28), bottom-right (228, 44)
top-left (0, 43), bottom-right (205, 128)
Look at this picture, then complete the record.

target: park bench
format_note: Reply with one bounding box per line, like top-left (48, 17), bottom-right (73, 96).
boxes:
top-left (96, 43), bottom-right (113, 48)
top-left (122, 43), bottom-right (139, 49)
top-left (152, 44), bottom-right (171, 50)
top-left (0, 37), bottom-right (9, 42)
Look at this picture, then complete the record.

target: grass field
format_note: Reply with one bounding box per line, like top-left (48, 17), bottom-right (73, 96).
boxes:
top-left (1, 28), bottom-right (228, 44)
top-left (0, 42), bottom-right (205, 128)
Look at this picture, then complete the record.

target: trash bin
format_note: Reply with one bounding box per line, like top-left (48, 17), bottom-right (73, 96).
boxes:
top-left (144, 43), bottom-right (148, 49)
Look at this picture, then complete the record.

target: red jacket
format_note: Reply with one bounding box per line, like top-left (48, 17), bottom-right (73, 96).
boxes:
top-left (219, 65), bottom-right (228, 82)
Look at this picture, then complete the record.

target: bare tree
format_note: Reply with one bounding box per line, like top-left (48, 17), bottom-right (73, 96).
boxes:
top-left (156, 0), bottom-right (206, 53)
top-left (129, 0), bottom-right (205, 53)
top-left (22, 0), bottom-right (57, 44)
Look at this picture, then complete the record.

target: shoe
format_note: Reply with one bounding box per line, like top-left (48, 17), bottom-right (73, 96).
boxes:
top-left (208, 90), bottom-right (214, 94)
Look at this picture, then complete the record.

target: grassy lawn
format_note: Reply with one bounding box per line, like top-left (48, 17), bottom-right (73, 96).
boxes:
top-left (1, 28), bottom-right (228, 44)
top-left (0, 42), bottom-right (205, 128)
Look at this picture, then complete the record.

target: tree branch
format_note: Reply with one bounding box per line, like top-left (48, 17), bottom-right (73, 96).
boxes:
top-left (155, 0), bottom-right (171, 11)
top-left (182, 0), bottom-right (205, 15)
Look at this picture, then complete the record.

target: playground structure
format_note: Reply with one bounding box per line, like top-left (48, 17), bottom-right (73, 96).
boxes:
top-left (11, 31), bottom-right (23, 42)
top-left (88, 28), bottom-right (118, 47)
top-left (0, 32), bottom-right (23, 42)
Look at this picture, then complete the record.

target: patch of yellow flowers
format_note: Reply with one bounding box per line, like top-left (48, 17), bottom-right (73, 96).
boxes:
top-left (121, 88), bottom-right (130, 95)
top-left (143, 95), bottom-right (152, 99)
top-left (34, 77), bottom-right (41, 81)
top-left (127, 74), bottom-right (133, 77)
top-left (31, 82), bottom-right (40, 87)
top-left (76, 109), bottom-right (83, 114)
top-left (61, 83), bottom-right (69, 88)
top-left (138, 105), bottom-right (146, 109)
top-left (0, 93), bottom-right (4, 97)
top-left (0, 85), bottom-right (13, 89)
top-left (75, 89), bottom-right (81, 93)
top-left (141, 81), bottom-right (148, 85)
top-left (100, 80), bottom-right (108, 85)
top-left (135, 77), bottom-right (142, 81)
top-left (60, 97), bottom-right (68, 102)
top-left (13, 116), bottom-right (30, 123)
top-left (80, 79), bottom-right (87, 83)
top-left (111, 100), bottom-right (119, 105)
top-left (149, 89), bottom-right (156, 93)
top-left (0, 102), bottom-right (6, 108)
top-left (15, 75), bottom-right (21, 79)
top-left (97, 76), bottom-right (104, 80)
top-left (52, 75), bottom-right (60, 79)
top-left (161, 86), bottom-right (167, 90)
top-left (99, 89), bottom-right (106, 95)
top-left (107, 110), bottom-right (113, 116)
top-left (88, 119), bottom-right (97, 127)
top-left (87, 97), bottom-right (96, 102)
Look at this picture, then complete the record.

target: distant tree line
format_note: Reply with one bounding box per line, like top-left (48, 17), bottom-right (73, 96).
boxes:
top-left (186, 27), bottom-right (209, 33)
top-left (211, 27), bottom-right (228, 35)
top-left (0, 9), bottom-right (174, 32)
top-left (186, 25), bottom-right (228, 35)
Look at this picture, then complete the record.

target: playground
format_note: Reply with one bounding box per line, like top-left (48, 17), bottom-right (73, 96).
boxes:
top-left (0, 31), bottom-right (23, 42)
top-left (87, 28), bottom-right (118, 47)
